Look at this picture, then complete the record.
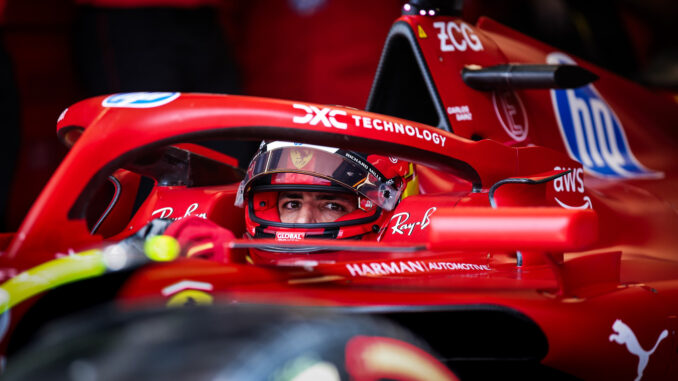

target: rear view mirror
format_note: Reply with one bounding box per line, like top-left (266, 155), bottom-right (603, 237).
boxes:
top-left (428, 207), bottom-right (597, 252)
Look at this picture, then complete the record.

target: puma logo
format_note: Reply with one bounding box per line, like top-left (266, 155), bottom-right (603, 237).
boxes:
top-left (609, 319), bottom-right (668, 381)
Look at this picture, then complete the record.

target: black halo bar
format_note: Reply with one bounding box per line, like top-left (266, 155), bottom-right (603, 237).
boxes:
top-left (461, 64), bottom-right (599, 91)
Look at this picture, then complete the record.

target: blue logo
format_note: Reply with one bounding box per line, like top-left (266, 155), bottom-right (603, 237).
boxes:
top-left (548, 53), bottom-right (661, 179)
top-left (102, 92), bottom-right (180, 108)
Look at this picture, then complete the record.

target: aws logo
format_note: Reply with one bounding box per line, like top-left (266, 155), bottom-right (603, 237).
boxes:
top-left (547, 53), bottom-right (662, 179)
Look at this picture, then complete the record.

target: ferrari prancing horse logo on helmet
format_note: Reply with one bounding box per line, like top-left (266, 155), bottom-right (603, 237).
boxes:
top-left (291, 149), bottom-right (314, 169)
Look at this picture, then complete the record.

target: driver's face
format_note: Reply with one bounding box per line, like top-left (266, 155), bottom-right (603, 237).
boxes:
top-left (278, 191), bottom-right (357, 223)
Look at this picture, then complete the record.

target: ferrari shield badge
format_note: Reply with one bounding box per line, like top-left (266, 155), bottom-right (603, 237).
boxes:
top-left (291, 149), bottom-right (314, 169)
top-left (547, 52), bottom-right (662, 179)
top-left (162, 280), bottom-right (214, 307)
top-left (493, 89), bottom-right (528, 142)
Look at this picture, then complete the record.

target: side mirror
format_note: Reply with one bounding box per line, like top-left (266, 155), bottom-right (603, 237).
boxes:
top-left (428, 207), bottom-right (597, 252)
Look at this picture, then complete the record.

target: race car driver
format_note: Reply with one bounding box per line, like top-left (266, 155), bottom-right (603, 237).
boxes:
top-left (137, 141), bottom-right (416, 263)
top-left (234, 141), bottom-right (415, 242)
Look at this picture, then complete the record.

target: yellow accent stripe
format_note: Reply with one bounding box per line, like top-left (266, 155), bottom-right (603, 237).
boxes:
top-left (0, 250), bottom-right (106, 314)
top-left (186, 242), bottom-right (214, 258)
top-left (401, 163), bottom-right (419, 199)
top-left (288, 275), bottom-right (344, 284)
top-left (352, 177), bottom-right (367, 188)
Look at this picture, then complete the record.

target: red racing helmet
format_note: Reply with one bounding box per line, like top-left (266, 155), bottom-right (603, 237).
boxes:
top-left (235, 141), bottom-right (413, 243)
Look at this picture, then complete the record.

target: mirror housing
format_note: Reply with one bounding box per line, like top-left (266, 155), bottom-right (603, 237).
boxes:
top-left (428, 207), bottom-right (598, 252)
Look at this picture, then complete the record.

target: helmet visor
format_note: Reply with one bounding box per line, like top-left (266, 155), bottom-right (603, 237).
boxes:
top-left (239, 143), bottom-right (404, 211)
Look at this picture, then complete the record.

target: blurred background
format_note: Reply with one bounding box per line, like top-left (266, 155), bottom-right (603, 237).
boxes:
top-left (0, 0), bottom-right (676, 231)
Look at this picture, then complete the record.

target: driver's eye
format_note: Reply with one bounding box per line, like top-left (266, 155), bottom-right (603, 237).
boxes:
top-left (282, 200), bottom-right (301, 210)
top-left (324, 202), bottom-right (346, 212)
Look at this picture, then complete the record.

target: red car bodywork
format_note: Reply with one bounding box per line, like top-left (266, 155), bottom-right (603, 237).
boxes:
top-left (1, 10), bottom-right (678, 381)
